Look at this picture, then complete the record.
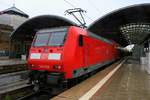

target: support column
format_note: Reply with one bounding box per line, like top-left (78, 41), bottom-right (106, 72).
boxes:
top-left (140, 44), bottom-right (146, 70)
top-left (132, 44), bottom-right (144, 61)
top-left (147, 40), bottom-right (150, 74)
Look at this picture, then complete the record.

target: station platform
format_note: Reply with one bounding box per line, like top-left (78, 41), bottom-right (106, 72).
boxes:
top-left (0, 59), bottom-right (26, 66)
top-left (0, 59), bottom-right (27, 74)
top-left (91, 61), bottom-right (150, 100)
top-left (52, 59), bottom-right (150, 100)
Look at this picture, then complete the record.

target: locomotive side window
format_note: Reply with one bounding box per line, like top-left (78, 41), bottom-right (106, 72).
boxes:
top-left (48, 31), bottom-right (66, 46)
top-left (79, 35), bottom-right (83, 46)
top-left (34, 33), bottom-right (49, 46)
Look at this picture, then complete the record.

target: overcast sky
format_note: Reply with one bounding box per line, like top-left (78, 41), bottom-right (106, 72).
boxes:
top-left (0, 0), bottom-right (150, 25)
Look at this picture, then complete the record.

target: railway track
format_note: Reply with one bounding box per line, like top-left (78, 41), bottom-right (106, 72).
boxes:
top-left (17, 90), bottom-right (52, 100)
top-left (0, 64), bottom-right (27, 74)
top-left (0, 71), bottom-right (30, 95)
top-left (16, 60), bottom-right (122, 100)
top-left (16, 64), bottom-right (111, 100)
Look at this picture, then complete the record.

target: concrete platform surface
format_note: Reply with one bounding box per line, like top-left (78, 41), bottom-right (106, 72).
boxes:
top-left (91, 63), bottom-right (150, 100)
top-left (52, 60), bottom-right (124, 100)
top-left (0, 59), bottom-right (26, 66)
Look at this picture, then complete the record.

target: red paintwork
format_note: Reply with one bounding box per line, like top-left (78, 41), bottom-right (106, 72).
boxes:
top-left (28, 26), bottom-right (119, 79)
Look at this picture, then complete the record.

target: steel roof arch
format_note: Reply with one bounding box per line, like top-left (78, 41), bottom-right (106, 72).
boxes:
top-left (10, 15), bottom-right (77, 39)
top-left (88, 3), bottom-right (150, 46)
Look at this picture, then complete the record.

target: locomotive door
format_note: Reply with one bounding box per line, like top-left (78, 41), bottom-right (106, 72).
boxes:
top-left (79, 35), bottom-right (86, 67)
top-left (83, 36), bottom-right (90, 67)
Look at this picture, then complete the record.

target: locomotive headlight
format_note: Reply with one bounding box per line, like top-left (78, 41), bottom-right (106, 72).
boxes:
top-left (30, 53), bottom-right (41, 59)
top-left (48, 53), bottom-right (61, 60)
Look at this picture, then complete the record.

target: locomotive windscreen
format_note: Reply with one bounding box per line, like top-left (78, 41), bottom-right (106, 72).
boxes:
top-left (33, 28), bottom-right (67, 47)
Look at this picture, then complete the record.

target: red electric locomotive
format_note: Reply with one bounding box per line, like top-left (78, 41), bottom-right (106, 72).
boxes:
top-left (28, 26), bottom-right (119, 85)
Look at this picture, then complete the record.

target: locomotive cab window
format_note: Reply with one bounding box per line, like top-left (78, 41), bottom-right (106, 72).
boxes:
top-left (33, 28), bottom-right (67, 47)
top-left (34, 33), bottom-right (49, 46)
top-left (79, 35), bottom-right (83, 46)
top-left (48, 31), bottom-right (66, 46)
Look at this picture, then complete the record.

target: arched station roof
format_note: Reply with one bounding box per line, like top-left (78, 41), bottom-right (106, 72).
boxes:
top-left (11, 3), bottom-right (150, 47)
top-left (10, 15), bottom-right (77, 40)
top-left (88, 3), bottom-right (150, 46)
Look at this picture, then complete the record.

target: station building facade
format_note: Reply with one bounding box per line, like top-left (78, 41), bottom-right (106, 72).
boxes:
top-left (0, 6), bottom-right (29, 58)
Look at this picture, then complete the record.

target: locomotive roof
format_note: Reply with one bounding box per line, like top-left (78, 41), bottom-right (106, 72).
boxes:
top-left (37, 27), bottom-right (68, 33)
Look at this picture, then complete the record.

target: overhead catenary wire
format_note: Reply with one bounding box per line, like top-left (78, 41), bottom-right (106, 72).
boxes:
top-left (63, 0), bottom-right (94, 22)
top-left (71, 0), bottom-right (99, 22)
top-left (86, 0), bottom-right (101, 14)
top-left (83, 13), bottom-right (94, 22)
top-left (63, 0), bottom-right (76, 8)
